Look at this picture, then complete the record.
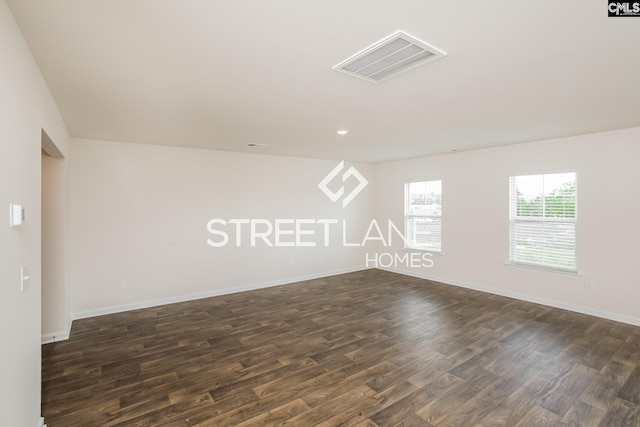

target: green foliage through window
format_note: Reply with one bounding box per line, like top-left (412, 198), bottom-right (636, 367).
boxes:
top-left (516, 181), bottom-right (576, 219)
top-left (509, 173), bottom-right (577, 271)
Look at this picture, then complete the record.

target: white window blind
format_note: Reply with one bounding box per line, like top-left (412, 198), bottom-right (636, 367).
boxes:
top-left (404, 180), bottom-right (442, 252)
top-left (509, 172), bottom-right (577, 272)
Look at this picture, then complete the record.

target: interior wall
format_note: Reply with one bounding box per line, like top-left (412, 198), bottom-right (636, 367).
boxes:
top-left (373, 126), bottom-right (640, 325)
top-left (0, 1), bottom-right (69, 426)
top-left (68, 138), bottom-right (374, 318)
top-left (42, 150), bottom-right (69, 341)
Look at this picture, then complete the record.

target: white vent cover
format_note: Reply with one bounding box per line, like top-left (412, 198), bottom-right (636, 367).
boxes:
top-left (333, 31), bottom-right (446, 83)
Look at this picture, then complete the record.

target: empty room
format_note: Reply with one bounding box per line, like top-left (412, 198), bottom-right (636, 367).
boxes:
top-left (2, 1), bottom-right (640, 426)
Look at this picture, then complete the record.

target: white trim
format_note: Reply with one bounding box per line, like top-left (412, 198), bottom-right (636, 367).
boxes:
top-left (41, 318), bottom-right (73, 344)
top-left (503, 261), bottom-right (582, 277)
top-left (403, 247), bottom-right (443, 256)
top-left (71, 266), bottom-right (366, 321)
top-left (379, 267), bottom-right (640, 327)
top-left (37, 417), bottom-right (46, 427)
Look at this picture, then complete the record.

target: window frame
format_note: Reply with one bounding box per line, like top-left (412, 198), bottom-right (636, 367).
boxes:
top-left (403, 179), bottom-right (442, 253)
top-left (508, 172), bottom-right (578, 273)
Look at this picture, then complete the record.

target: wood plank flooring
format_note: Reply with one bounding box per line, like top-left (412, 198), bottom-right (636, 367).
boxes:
top-left (42, 269), bottom-right (640, 426)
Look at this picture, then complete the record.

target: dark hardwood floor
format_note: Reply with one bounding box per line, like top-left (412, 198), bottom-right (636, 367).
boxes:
top-left (42, 269), bottom-right (640, 426)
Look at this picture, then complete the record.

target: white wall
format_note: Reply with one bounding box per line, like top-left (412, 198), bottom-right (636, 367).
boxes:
top-left (68, 139), bottom-right (373, 317)
top-left (42, 150), bottom-right (69, 341)
top-left (374, 127), bottom-right (640, 324)
top-left (0, 1), bottom-right (69, 426)
top-left (68, 129), bottom-right (640, 325)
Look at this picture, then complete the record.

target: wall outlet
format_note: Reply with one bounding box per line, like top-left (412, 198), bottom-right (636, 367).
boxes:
top-left (117, 279), bottom-right (128, 290)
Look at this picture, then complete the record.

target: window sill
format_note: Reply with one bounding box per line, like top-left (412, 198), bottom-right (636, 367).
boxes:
top-left (403, 247), bottom-right (443, 256)
top-left (504, 261), bottom-right (583, 277)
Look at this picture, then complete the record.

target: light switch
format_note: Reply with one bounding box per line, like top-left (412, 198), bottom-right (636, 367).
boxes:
top-left (10, 203), bottom-right (25, 227)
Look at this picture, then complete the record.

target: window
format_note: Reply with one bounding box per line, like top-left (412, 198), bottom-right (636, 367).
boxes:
top-left (509, 172), bottom-right (577, 272)
top-left (404, 180), bottom-right (442, 252)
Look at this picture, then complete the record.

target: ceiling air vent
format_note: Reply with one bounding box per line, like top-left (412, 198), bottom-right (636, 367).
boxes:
top-left (333, 31), bottom-right (446, 84)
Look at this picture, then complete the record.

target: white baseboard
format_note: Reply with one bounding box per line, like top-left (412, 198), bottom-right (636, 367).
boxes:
top-left (37, 417), bottom-right (46, 427)
top-left (380, 267), bottom-right (640, 327)
top-left (41, 319), bottom-right (73, 344)
top-left (71, 266), bottom-right (367, 322)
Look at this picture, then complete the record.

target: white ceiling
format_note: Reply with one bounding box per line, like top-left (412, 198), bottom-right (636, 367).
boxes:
top-left (8, 0), bottom-right (640, 163)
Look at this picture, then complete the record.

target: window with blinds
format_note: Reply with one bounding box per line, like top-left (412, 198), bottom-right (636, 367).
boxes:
top-left (509, 172), bottom-right (577, 272)
top-left (404, 180), bottom-right (442, 252)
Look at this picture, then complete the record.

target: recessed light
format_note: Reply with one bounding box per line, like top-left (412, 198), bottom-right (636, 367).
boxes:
top-left (336, 129), bottom-right (349, 135)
